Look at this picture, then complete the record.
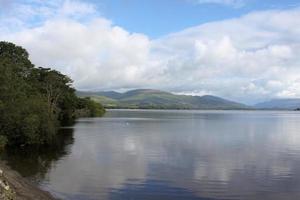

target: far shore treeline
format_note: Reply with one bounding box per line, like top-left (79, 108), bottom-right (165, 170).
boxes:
top-left (0, 41), bottom-right (105, 148)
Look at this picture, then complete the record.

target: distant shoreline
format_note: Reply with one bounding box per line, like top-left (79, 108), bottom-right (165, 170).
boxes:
top-left (104, 107), bottom-right (298, 111)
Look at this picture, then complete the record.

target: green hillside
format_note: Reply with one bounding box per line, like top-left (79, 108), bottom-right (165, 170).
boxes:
top-left (77, 89), bottom-right (251, 110)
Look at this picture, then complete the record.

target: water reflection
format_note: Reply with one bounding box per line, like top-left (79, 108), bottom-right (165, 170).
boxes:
top-left (109, 179), bottom-right (220, 200)
top-left (1, 128), bottom-right (74, 182)
top-left (3, 110), bottom-right (300, 200)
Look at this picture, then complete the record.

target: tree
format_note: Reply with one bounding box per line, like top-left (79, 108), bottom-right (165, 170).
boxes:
top-left (0, 42), bottom-right (57, 146)
top-left (75, 97), bottom-right (105, 118)
top-left (0, 41), bottom-right (105, 147)
top-left (36, 68), bottom-right (73, 113)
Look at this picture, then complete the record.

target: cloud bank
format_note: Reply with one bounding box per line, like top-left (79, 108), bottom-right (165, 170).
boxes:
top-left (1, 0), bottom-right (300, 103)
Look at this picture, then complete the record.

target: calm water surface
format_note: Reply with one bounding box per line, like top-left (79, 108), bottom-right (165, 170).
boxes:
top-left (3, 110), bottom-right (300, 200)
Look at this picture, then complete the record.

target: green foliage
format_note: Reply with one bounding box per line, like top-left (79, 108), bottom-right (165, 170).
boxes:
top-left (86, 98), bottom-right (105, 117)
top-left (75, 97), bottom-right (105, 117)
top-left (0, 135), bottom-right (8, 149)
top-left (0, 41), bottom-right (105, 147)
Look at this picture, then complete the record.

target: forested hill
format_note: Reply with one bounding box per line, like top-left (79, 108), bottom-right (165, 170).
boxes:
top-left (0, 41), bottom-right (105, 148)
top-left (77, 89), bottom-right (250, 110)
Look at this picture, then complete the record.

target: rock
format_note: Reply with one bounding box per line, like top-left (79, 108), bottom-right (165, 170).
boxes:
top-left (0, 162), bottom-right (56, 200)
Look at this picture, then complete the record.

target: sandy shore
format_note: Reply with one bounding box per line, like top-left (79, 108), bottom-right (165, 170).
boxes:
top-left (0, 161), bottom-right (57, 200)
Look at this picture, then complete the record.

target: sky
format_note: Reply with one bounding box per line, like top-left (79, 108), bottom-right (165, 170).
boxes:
top-left (0, 0), bottom-right (300, 104)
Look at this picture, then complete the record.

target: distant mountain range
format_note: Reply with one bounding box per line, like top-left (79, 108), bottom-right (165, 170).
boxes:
top-left (254, 99), bottom-right (300, 110)
top-left (77, 89), bottom-right (300, 110)
top-left (77, 89), bottom-right (250, 110)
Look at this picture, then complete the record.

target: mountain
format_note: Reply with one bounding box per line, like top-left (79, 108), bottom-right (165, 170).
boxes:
top-left (77, 89), bottom-right (250, 110)
top-left (255, 99), bottom-right (300, 110)
top-left (76, 91), bottom-right (123, 99)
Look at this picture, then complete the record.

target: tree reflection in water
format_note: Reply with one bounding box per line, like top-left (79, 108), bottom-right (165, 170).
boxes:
top-left (1, 128), bottom-right (74, 183)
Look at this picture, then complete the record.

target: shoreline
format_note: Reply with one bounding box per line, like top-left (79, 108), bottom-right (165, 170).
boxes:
top-left (0, 161), bottom-right (56, 200)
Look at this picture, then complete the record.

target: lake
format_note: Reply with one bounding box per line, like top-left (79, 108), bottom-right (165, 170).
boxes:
top-left (3, 109), bottom-right (300, 200)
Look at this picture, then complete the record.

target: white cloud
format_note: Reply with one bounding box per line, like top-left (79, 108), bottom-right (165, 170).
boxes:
top-left (59, 0), bottom-right (96, 17)
top-left (188, 0), bottom-right (246, 8)
top-left (1, 1), bottom-right (300, 103)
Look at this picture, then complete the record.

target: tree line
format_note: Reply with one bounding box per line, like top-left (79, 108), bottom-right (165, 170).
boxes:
top-left (0, 41), bottom-right (105, 148)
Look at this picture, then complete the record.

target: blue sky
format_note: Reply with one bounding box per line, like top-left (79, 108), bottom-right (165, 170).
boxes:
top-left (0, 0), bottom-right (300, 103)
top-left (94, 0), bottom-right (300, 38)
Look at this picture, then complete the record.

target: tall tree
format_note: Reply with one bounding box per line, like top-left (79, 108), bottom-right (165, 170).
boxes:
top-left (32, 68), bottom-right (74, 115)
top-left (0, 41), bottom-right (105, 147)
